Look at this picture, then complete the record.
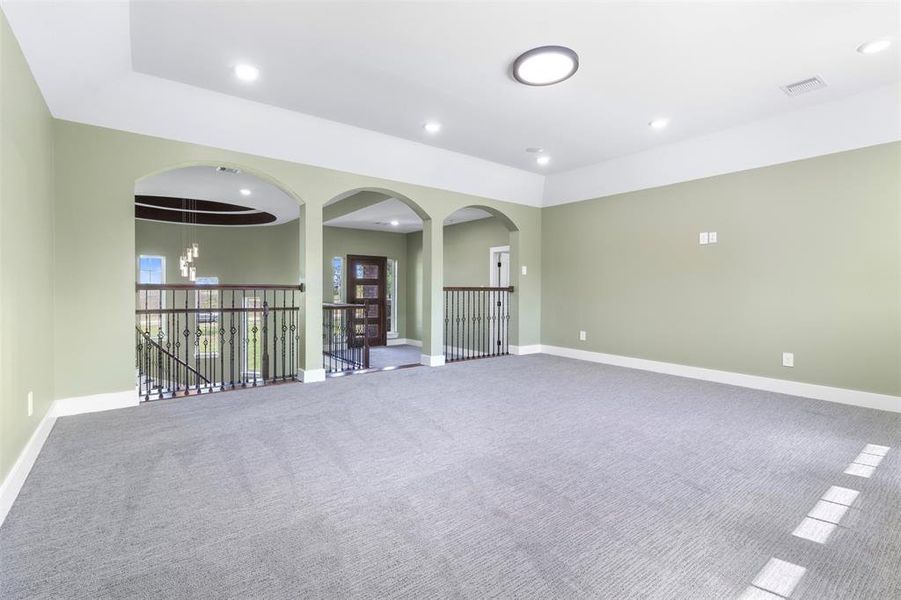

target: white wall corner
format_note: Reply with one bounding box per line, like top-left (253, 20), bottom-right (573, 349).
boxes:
top-left (300, 368), bottom-right (327, 383)
top-left (50, 389), bottom-right (139, 418)
top-left (0, 412), bottom-right (57, 527)
top-left (510, 344), bottom-right (542, 355)
top-left (539, 345), bottom-right (901, 413)
top-left (420, 354), bottom-right (446, 367)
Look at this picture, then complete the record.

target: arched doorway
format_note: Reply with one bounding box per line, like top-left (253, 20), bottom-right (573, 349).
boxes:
top-left (133, 165), bottom-right (304, 399)
top-left (320, 188), bottom-right (431, 373)
top-left (442, 205), bottom-right (519, 362)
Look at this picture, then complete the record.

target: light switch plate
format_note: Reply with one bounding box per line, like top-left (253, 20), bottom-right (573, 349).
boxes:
top-left (579, 330), bottom-right (587, 341)
top-left (708, 231), bottom-right (717, 243)
top-left (521, 265), bottom-right (527, 275)
top-left (27, 391), bottom-right (33, 417)
top-left (699, 232), bottom-right (709, 245)
top-left (782, 352), bottom-right (794, 367)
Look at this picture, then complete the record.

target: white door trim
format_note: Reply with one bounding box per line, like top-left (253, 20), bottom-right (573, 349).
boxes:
top-left (489, 245), bottom-right (510, 287)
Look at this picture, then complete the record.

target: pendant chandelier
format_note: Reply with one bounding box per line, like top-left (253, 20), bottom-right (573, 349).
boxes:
top-left (178, 199), bottom-right (200, 281)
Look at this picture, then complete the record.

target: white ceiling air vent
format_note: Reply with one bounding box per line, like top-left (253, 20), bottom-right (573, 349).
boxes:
top-left (781, 76), bottom-right (827, 97)
top-left (215, 166), bottom-right (241, 174)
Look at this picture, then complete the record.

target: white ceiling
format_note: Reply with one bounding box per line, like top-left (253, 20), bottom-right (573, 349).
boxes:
top-left (128, 1), bottom-right (900, 173)
top-left (136, 166), bottom-right (300, 225)
top-left (2, 1), bottom-right (899, 207)
top-left (325, 198), bottom-right (491, 234)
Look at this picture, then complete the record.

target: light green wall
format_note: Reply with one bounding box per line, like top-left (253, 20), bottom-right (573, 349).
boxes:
top-left (135, 219), bottom-right (300, 285)
top-left (404, 216), bottom-right (512, 341)
top-left (443, 217), bottom-right (510, 287)
top-left (542, 143), bottom-right (901, 396)
top-left (52, 119), bottom-right (541, 398)
top-left (322, 226), bottom-right (412, 338)
top-left (0, 12), bottom-right (55, 482)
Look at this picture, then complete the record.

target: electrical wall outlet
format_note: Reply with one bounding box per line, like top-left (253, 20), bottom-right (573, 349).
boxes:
top-left (579, 330), bottom-right (587, 341)
top-left (27, 391), bottom-right (33, 417)
top-left (708, 231), bottom-right (717, 244)
top-left (699, 232), bottom-right (709, 245)
top-left (782, 352), bottom-right (794, 368)
top-left (521, 265), bottom-right (527, 275)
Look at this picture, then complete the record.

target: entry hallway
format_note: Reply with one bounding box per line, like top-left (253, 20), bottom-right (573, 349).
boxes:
top-left (1, 356), bottom-right (898, 599)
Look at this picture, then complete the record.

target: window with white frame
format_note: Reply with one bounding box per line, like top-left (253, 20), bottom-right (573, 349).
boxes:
top-left (387, 258), bottom-right (398, 337)
top-left (331, 256), bottom-right (343, 302)
top-left (137, 255), bottom-right (165, 335)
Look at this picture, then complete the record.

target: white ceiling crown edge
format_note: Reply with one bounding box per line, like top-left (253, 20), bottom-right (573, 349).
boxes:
top-left (0, 1), bottom-right (544, 207)
top-left (543, 83), bottom-right (901, 206)
top-left (3, 2), bottom-right (898, 210)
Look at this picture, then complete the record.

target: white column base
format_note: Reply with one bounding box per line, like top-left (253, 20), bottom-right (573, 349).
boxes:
top-left (420, 354), bottom-right (446, 367)
top-left (299, 368), bottom-right (326, 383)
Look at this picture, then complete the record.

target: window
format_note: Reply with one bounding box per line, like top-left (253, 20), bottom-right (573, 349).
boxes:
top-left (332, 256), bottom-right (343, 302)
top-left (138, 255), bottom-right (165, 285)
top-left (195, 277), bottom-right (220, 356)
top-left (137, 255), bottom-right (165, 335)
top-left (387, 258), bottom-right (398, 337)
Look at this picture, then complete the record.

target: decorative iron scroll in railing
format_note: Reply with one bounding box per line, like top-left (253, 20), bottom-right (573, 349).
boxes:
top-left (135, 284), bottom-right (303, 400)
top-left (322, 303), bottom-right (371, 373)
top-left (444, 286), bottom-right (513, 362)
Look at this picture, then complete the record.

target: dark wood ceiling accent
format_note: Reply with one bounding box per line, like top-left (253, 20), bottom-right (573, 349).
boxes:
top-left (135, 195), bottom-right (253, 212)
top-left (135, 205), bottom-right (277, 226)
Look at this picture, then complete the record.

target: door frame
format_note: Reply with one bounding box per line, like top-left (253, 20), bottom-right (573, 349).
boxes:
top-left (488, 245), bottom-right (510, 287)
top-left (345, 254), bottom-right (388, 347)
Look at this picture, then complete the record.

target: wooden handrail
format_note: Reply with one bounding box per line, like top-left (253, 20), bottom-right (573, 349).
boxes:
top-left (443, 286), bottom-right (514, 292)
top-left (135, 307), bottom-right (299, 315)
top-left (322, 303), bottom-right (367, 309)
top-left (137, 283), bottom-right (304, 291)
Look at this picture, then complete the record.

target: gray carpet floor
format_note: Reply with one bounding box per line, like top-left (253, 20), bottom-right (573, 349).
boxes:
top-left (1, 355), bottom-right (899, 599)
top-left (368, 344), bottom-right (422, 369)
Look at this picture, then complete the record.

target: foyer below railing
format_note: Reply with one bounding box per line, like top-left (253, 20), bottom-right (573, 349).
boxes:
top-left (322, 303), bottom-right (371, 373)
top-left (444, 286), bottom-right (513, 362)
top-left (135, 284), bottom-right (303, 400)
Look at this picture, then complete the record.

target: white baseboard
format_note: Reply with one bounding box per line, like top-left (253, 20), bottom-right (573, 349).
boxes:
top-left (420, 354), bottom-right (446, 367)
top-left (1, 388), bottom-right (138, 527)
top-left (510, 344), bottom-right (542, 355)
top-left (388, 338), bottom-right (422, 347)
top-left (300, 368), bottom-right (326, 383)
top-left (0, 410), bottom-right (56, 527)
top-left (540, 345), bottom-right (901, 413)
top-left (50, 389), bottom-right (138, 417)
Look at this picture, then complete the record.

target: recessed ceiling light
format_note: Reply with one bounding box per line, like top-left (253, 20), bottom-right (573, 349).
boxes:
top-left (240, 188), bottom-right (252, 196)
top-left (856, 38), bottom-right (892, 55)
top-left (234, 63), bottom-right (260, 82)
top-left (536, 155), bottom-right (551, 166)
top-left (423, 121), bottom-right (442, 134)
top-left (649, 118), bottom-right (670, 129)
top-left (513, 46), bottom-right (579, 86)
top-left (390, 220), bottom-right (400, 227)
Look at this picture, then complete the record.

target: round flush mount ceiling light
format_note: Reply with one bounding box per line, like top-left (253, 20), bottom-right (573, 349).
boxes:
top-left (536, 155), bottom-right (551, 166)
top-left (423, 121), bottom-right (442, 134)
top-left (512, 46), bottom-right (579, 86)
top-left (856, 38), bottom-right (892, 55)
top-left (240, 188), bottom-right (252, 196)
top-left (234, 63), bottom-right (260, 82)
top-left (649, 118), bottom-right (670, 129)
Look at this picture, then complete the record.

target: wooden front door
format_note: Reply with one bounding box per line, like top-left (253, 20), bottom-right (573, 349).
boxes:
top-left (346, 255), bottom-right (387, 347)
